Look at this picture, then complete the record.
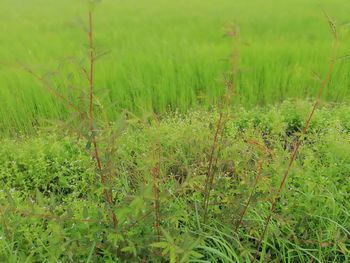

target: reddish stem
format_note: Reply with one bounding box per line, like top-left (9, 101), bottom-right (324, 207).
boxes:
top-left (151, 114), bottom-right (161, 241)
top-left (235, 160), bottom-right (264, 231)
top-left (88, 10), bottom-right (117, 229)
top-left (202, 30), bottom-right (240, 222)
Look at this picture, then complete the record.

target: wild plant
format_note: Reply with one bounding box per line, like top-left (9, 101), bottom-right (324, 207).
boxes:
top-left (202, 23), bottom-right (241, 222)
top-left (22, 0), bottom-right (122, 237)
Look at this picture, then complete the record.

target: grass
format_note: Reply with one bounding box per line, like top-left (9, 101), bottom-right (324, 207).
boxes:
top-left (1, 0), bottom-right (350, 133)
top-left (0, 102), bottom-right (349, 261)
top-left (1, 0), bottom-right (350, 261)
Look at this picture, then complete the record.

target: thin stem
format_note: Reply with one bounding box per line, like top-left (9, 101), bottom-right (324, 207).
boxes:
top-left (152, 114), bottom-right (161, 241)
top-left (235, 160), bottom-right (264, 231)
top-left (202, 28), bottom-right (240, 222)
top-left (235, 139), bottom-right (273, 231)
top-left (25, 68), bottom-right (82, 115)
top-left (88, 11), bottom-right (102, 174)
top-left (88, 10), bottom-right (117, 229)
top-left (203, 111), bottom-right (224, 222)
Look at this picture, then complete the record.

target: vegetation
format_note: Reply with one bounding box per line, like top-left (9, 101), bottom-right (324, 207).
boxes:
top-left (1, 102), bottom-right (350, 261)
top-left (1, 0), bottom-right (350, 132)
top-left (0, 0), bottom-right (349, 262)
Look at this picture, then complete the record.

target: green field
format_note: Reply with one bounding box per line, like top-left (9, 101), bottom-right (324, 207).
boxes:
top-left (1, 0), bottom-right (350, 132)
top-left (0, 0), bottom-right (350, 262)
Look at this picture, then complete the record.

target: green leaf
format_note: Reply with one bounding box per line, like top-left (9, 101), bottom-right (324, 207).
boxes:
top-left (83, 206), bottom-right (89, 219)
top-left (59, 176), bottom-right (69, 187)
top-left (85, 140), bottom-right (92, 150)
top-left (49, 193), bottom-right (56, 210)
top-left (161, 228), bottom-right (175, 244)
top-left (6, 191), bottom-right (16, 207)
top-left (86, 241), bottom-right (96, 263)
top-left (66, 207), bottom-right (73, 219)
top-left (121, 243), bottom-right (137, 256)
top-left (150, 242), bottom-right (168, 248)
top-left (338, 242), bottom-right (349, 254)
top-left (169, 246), bottom-right (176, 263)
top-left (36, 189), bottom-right (44, 206)
top-left (190, 251), bottom-right (203, 259)
top-left (336, 54), bottom-right (350, 61)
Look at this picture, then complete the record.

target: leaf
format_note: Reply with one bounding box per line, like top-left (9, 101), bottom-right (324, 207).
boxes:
top-left (50, 193), bottom-right (56, 210)
top-left (341, 20), bottom-right (350, 26)
top-left (59, 176), bottom-right (69, 187)
top-left (74, 16), bottom-right (88, 32)
top-left (190, 251), bottom-right (203, 259)
top-left (338, 242), bottom-right (349, 254)
top-left (97, 209), bottom-right (103, 222)
top-left (85, 140), bottom-right (92, 150)
top-left (197, 246), bottom-right (233, 262)
top-left (169, 246), bottom-right (176, 263)
top-left (161, 228), bottom-right (175, 244)
top-left (6, 191), bottom-right (16, 207)
top-left (121, 246), bottom-right (134, 253)
top-left (86, 241), bottom-right (96, 263)
top-left (66, 73), bottom-right (74, 81)
top-left (36, 189), bottom-right (44, 206)
top-left (83, 206), bottom-right (89, 219)
top-left (321, 8), bottom-right (337, 38)
top-left (93, 49), bottom-right (111, 61)
top-left (66, 206), bottom-right (73, 219)
top-left (336, 54), bottom-right (350, 61)
top-left (150, 242), bottom-right (168, 248)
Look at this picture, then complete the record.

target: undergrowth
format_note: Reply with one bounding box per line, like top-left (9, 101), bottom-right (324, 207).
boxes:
top-left (0, 102), bottom-right (349, 262)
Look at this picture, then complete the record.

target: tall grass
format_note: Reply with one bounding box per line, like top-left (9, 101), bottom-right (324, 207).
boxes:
top-left (1, 0), bottom-right (350, 133)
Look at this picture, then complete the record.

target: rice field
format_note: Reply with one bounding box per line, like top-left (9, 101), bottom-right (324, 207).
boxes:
top-left (1, 0), bottom-right (350, 133)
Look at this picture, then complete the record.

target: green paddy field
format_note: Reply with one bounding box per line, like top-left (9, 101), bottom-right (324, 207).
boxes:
top-left (1, 0), bottom-right (350, 132)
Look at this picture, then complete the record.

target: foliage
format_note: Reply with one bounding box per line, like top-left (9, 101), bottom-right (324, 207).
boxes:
top-left (0, 102), bottom-right (349, 262)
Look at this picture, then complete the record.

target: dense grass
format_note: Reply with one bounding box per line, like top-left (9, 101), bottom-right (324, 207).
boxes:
top-left (1, 0), bottom-right (350, 132)
top-left (0, 102), bottom-right (349, 261)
